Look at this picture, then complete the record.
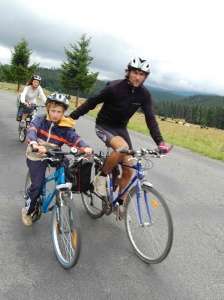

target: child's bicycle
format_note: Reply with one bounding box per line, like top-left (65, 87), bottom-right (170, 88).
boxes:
top-left (24, 148), bottom-right (83, 269)
top-left (18, 104), bottom-right (45, 143)
top-left (81, 148), bottom-right (173, 264)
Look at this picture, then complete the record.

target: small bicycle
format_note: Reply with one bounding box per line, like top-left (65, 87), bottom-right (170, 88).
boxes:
top-left (18, 104), bottom-right (45, 143)
top-left (81, 148), bottom-right (173, 264)
top-left (24, 148), bottom-right (82, 269)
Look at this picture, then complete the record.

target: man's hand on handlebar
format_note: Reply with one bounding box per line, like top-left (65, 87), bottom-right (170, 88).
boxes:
top-left (158, 142), bottom-right (173, 155)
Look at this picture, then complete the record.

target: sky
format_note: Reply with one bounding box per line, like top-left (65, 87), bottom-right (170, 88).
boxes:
top-left (0, 0), bottom-right (224, 95)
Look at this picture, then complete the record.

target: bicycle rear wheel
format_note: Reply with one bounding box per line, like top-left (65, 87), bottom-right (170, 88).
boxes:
top-left (81, 159), bottom-right (105, 219)
top-left (81, 190), bottom-right (105, 219)
top-left (125, 184), bottom-right (173, 264)
top-left (52, 193), bottom-right (81, 269)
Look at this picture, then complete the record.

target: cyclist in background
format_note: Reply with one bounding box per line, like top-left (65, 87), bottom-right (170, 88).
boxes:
top-left (69, 57), bottom-right (171, 212)
top-left (21, 92), bottom-right (92, 226)
top-left (17, 75), bottom-right (46, 126)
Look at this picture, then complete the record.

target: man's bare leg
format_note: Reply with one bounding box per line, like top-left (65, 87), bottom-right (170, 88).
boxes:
top-left (101, 136), bottom-right (133, 203)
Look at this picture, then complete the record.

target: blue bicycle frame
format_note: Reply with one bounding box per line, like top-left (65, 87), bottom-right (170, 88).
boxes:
top-left (40, 166), bottom-right (66, 214)
top-left (108, 160), bottom-right (153, 226)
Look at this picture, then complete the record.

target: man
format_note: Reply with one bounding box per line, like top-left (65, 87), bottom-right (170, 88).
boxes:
top-left (70, 57), bottom-right (171, 209)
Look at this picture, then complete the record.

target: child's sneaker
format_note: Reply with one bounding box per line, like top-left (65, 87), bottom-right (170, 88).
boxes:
top-left (21, 207), bottom-right (32, 226)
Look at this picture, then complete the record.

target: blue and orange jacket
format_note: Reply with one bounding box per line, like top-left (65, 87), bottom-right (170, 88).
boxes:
top-left (26, 114), bottom-right (88, 161)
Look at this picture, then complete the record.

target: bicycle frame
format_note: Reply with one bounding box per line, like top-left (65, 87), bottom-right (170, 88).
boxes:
top-left (108, 159), bottom-right (153, 226)
top-left (40, 166), bottom-right (66, 213)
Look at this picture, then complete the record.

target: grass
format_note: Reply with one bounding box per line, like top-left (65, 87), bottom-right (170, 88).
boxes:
top-left (128, 113), bottom-right (224, 161)
top-left (1, 81), bottom-right (224, 161)
top-left (0, 82), bottom-right (20, 92)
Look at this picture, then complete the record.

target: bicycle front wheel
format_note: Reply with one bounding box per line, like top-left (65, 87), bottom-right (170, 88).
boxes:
top-left (52, 194), bottom-right (81, 269)
top-left (125, 184), bottom-right (173, 264)
top-left (18, 126), bottom-right (26, 143)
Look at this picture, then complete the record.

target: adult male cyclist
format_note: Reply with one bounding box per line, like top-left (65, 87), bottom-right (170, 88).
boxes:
top-left (70, 57), bottom-right (171, 209)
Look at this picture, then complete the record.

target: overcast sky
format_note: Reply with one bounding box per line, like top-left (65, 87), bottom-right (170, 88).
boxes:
top-left (0, 0), bottom-right (224, 95)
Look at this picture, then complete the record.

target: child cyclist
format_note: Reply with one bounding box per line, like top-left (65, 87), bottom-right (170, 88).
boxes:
top-left (22, 92), bottom-right (92, 226)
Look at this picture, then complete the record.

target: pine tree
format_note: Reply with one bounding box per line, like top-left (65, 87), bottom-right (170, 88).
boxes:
top-left (61, 34), bottom-right (98, 107)
top-left (11, 39), bottom-right (38, 91)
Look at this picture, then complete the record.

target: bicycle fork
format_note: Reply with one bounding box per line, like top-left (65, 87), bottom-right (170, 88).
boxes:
top-left (135, 181), bottom-right (153, 227)
top-left (56, 189), bottom-right (73, 232)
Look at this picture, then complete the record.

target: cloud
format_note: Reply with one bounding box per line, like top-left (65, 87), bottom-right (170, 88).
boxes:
top-left (0, 0), bottom-right (130, 77)
top-left (1, 0), bottom-right (224, 95)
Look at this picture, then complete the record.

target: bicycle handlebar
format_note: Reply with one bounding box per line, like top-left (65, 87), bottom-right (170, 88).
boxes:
top-left (119, 148), bottom-right (161, 158)
top-left (31, 147), bottom-right (98, 163)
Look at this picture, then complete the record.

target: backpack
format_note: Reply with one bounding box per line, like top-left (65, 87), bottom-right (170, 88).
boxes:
top-left (69, 159), bottom-right (93, 193)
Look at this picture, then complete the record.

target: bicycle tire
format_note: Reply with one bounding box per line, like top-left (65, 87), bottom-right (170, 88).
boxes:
top-left (18, 126), bottom-right (26, 143)
top-left (52, 194), bottom-right (81, 269)
top-left (125, 184), bottom-right (173, 264)
top-left (81, 159), bottom-right (105, 219)
top-left (81, 190), bottom-right (105, 219)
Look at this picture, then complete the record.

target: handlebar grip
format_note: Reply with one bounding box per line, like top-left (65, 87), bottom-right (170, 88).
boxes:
top-left (118, 148), bottom-right (136, 155)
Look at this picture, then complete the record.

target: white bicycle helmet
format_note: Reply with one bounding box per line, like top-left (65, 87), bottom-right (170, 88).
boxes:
top-left (128, 57), bottom-right (150, 74)
top-left (46, 92), bottom-right (70, 109)
top-left (32, 74), bottom-right (42, 81)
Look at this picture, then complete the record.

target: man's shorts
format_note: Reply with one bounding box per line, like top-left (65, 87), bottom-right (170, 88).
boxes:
top-left (95, 124), bottom-right (133, 150)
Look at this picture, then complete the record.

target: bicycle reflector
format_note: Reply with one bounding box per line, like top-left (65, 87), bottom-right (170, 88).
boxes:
top-left (151, 199), bottom-right (159, 208)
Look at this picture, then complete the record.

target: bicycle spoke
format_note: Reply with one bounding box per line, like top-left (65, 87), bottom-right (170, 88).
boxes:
top-left (60, 209), bottom-right (75, 262)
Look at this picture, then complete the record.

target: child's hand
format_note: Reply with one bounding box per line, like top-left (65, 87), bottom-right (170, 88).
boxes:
top-left (37, 145), bottom-right (47, 155)
top-left (83, 147), bottom-right (93, 154)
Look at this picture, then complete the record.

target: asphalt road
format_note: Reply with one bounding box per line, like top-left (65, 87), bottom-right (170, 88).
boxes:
top-left (0, 90), bottom-right (223, 300)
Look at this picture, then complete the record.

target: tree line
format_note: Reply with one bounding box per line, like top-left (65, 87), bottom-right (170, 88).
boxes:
top-left (155, 97), bottom-right (224, 129)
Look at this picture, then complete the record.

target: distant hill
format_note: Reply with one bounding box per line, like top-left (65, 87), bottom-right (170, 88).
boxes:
top-left (90, 80), bottom-right (184, 102)
top-left (146, 85), bottom-right (183, 102)
top-left (180, 94), bottom-right (224, 107)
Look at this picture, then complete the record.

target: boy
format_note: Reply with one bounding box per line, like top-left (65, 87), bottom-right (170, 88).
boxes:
top-left (22, 92), bottom-right (92, 226)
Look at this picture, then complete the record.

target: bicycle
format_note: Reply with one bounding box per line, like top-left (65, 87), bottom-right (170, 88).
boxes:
top-left (81, 148), bottom-right (173, 264)
top-left (24, 148), bottom-right (82, 269)
top-left (18, 104), bottom-right (45, 143)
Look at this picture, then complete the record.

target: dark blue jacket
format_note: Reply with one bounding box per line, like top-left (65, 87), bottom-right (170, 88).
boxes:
top-left (27, 114), bottom-right (88, 148)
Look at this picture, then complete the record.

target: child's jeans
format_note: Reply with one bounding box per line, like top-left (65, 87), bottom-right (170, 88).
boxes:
top-left (26, 159), bottom-right (48, 214)
top-left (26, 158), bottom-right (70, 214)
